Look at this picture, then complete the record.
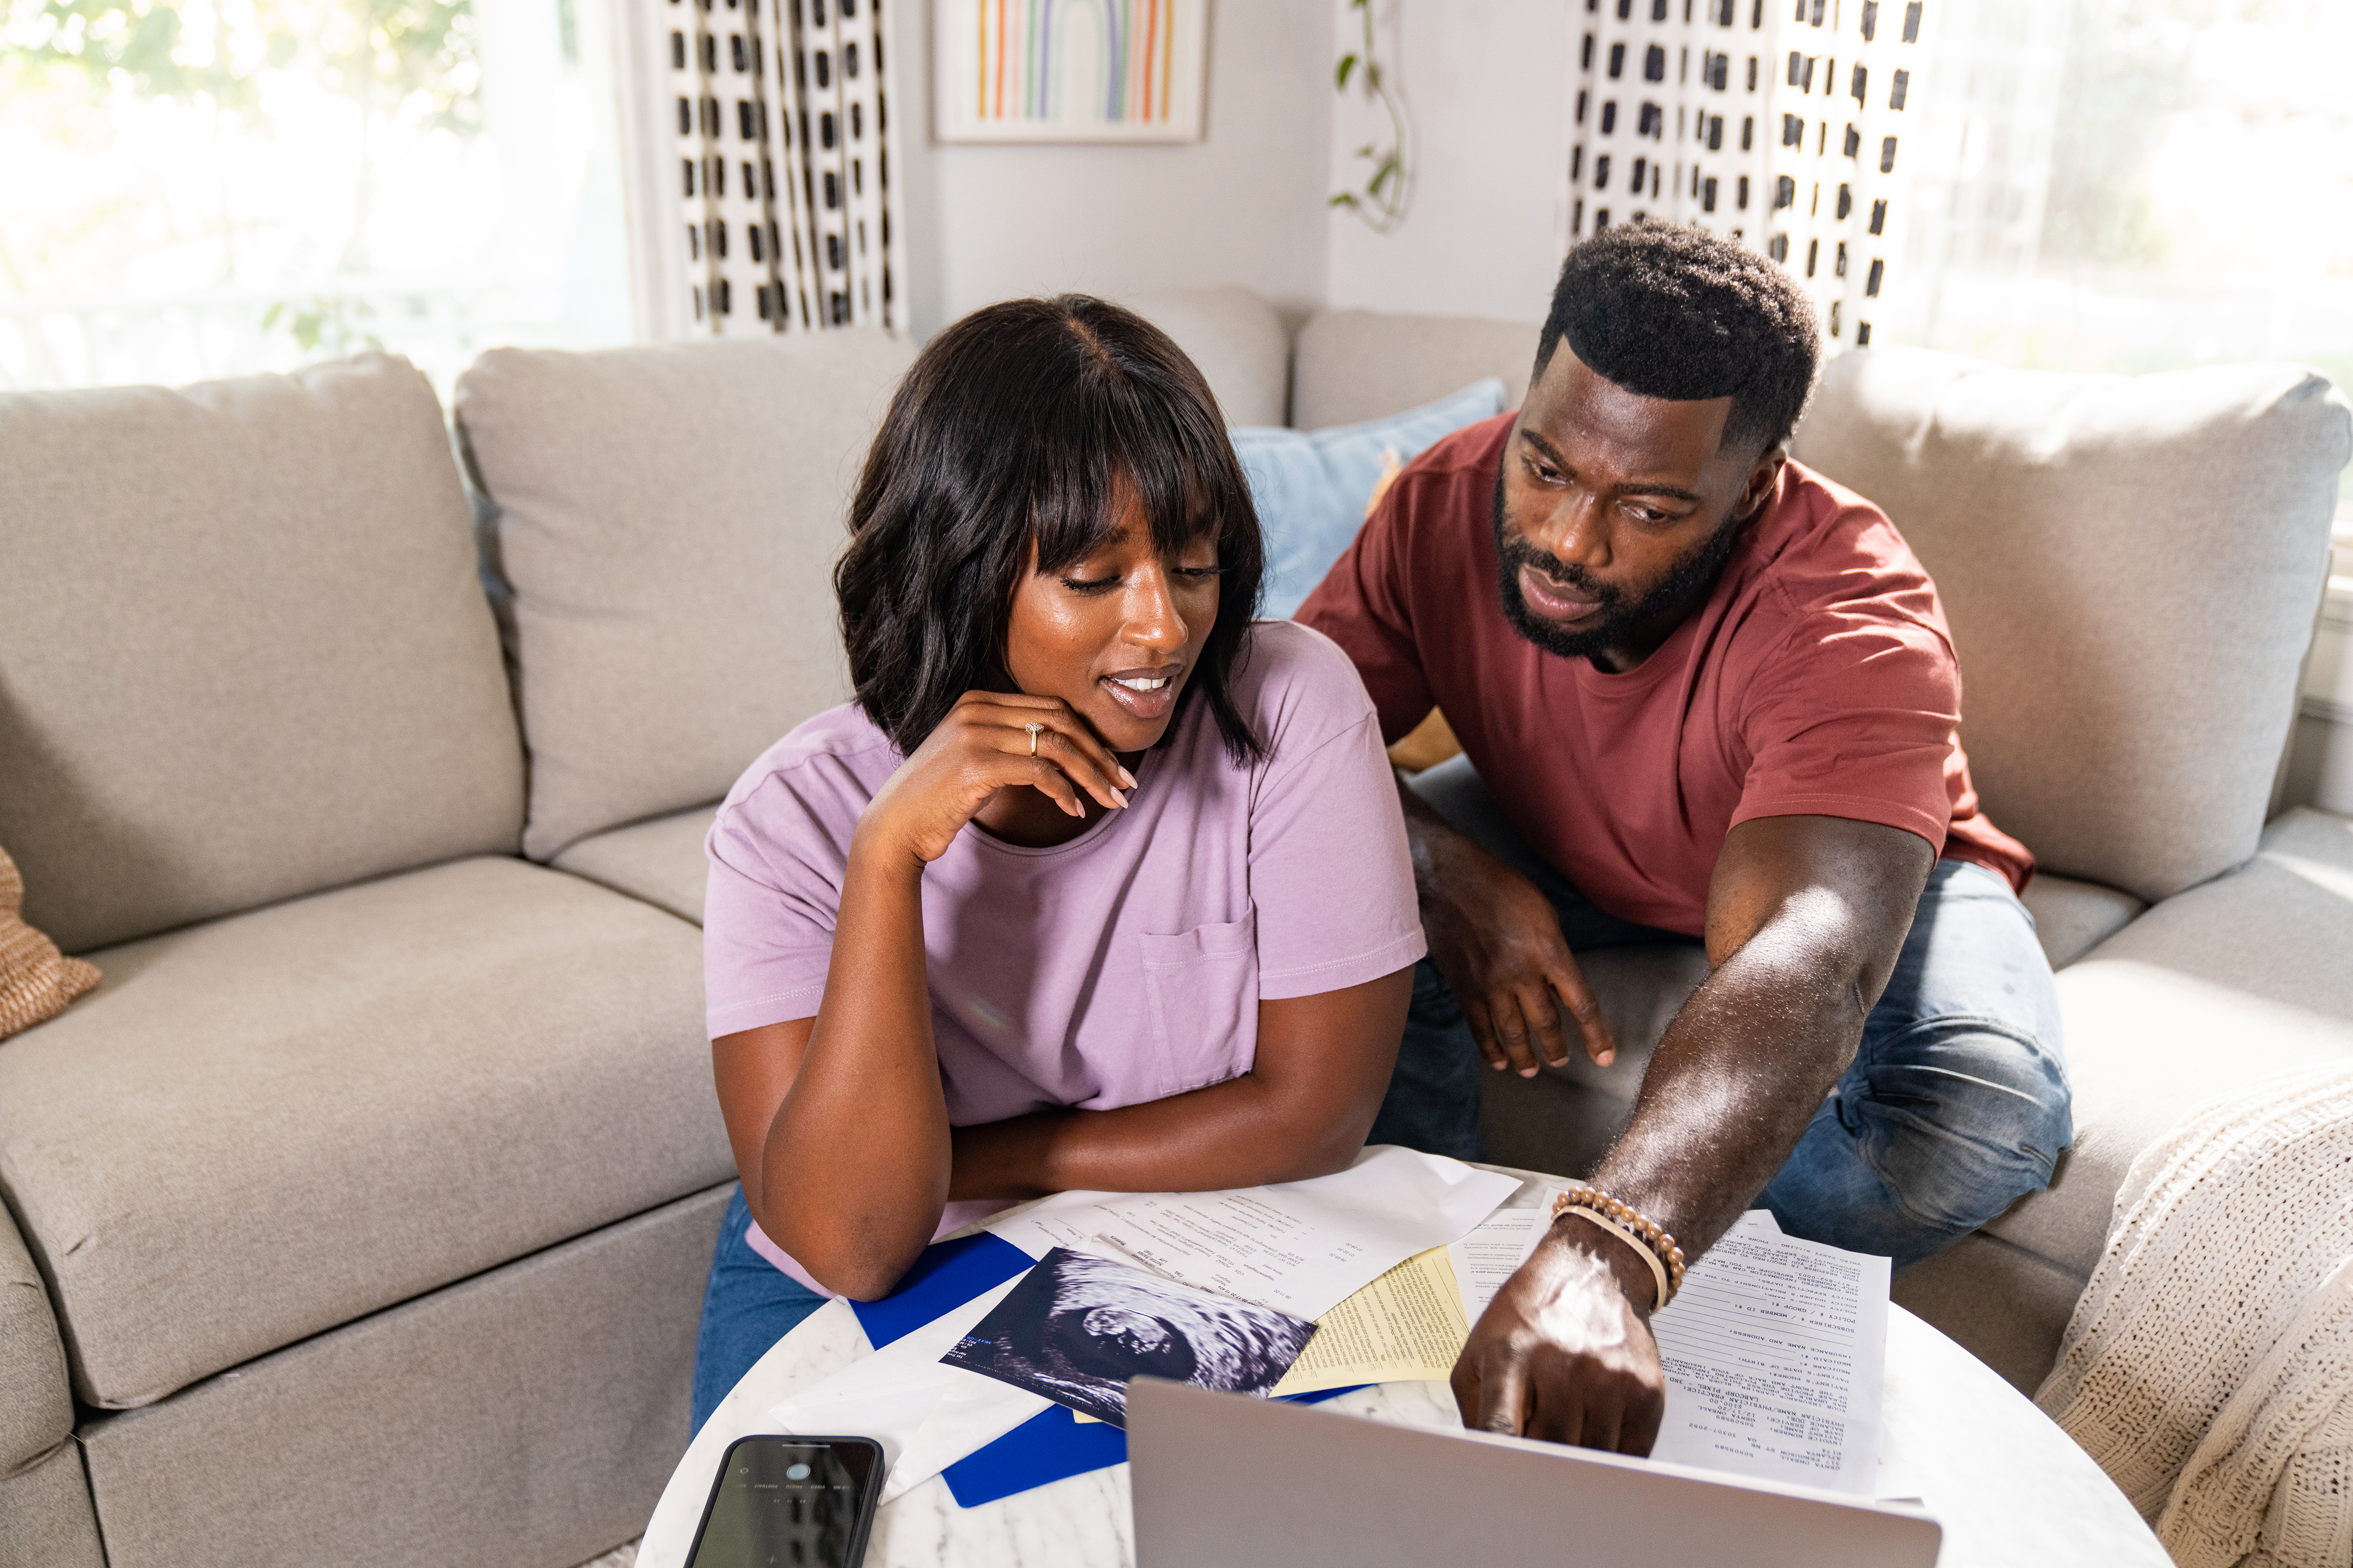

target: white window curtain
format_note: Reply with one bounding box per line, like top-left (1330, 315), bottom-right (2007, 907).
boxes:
top-left (1562, 0), bottom-right (1931, 349)
top-left (639, 0), bottom-right (908, 337)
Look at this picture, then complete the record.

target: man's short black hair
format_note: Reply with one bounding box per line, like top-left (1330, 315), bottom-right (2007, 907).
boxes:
top-left (1535, 221), bottom-right (1821, 457)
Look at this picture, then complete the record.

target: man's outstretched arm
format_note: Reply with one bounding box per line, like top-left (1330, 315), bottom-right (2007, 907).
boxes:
top-left (1451, 812), bottom-right (1935, 1454)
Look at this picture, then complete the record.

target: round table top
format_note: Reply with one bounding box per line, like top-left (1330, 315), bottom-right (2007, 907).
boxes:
top-left (635, 1206), bottom-right (2170, 1568)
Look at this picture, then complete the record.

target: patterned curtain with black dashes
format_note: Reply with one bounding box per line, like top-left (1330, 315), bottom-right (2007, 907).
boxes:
top-left (659, 0), bottom-right (909, 336)
top-left (1563, 0), bottom-right (1929, 349)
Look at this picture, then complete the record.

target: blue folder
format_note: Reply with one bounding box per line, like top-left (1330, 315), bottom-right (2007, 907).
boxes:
top-left (845, 1230), bottom-right (1364, 1509)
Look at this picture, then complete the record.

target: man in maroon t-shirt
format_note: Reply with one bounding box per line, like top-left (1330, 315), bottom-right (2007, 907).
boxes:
top-left (1297, 224), bottom-right (2072, 1457)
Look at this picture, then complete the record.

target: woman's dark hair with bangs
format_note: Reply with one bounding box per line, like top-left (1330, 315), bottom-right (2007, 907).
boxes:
top-left (835, 294), bottom-right (1267, 764)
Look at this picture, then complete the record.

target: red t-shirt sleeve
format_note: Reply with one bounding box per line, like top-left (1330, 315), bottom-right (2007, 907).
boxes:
top-left (1727, 584), bottom-right (1965, 856)
top-left (1293, 479), bottom-right (1440, 747)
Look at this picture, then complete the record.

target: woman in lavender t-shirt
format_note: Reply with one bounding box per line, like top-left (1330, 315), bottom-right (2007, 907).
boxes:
top-left (691, 296), bottom-right (1426, 1427)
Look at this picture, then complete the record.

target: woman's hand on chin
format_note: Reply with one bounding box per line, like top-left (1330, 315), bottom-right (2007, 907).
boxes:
top-left (857, 689), bottom-right (1138, 865)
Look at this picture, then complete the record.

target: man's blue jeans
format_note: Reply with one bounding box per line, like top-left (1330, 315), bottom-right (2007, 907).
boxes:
top-left (1368, 756), bottom-right (2074, 1269)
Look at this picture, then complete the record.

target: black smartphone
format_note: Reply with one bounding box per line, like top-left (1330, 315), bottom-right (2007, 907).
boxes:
top-left (684, 1434), bottom-right (887, 1568)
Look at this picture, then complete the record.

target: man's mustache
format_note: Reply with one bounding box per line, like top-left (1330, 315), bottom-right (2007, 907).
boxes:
top-left (1498, 524), bottom-right (1619, 609)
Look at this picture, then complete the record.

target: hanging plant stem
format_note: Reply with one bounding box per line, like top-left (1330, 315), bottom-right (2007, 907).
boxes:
top-left (1330, 0), bottom-right (1411, 234)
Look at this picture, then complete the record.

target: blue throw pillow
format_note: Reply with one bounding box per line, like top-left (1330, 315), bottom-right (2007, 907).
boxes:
top-left (1233, 378), bottom-right (1508, 619)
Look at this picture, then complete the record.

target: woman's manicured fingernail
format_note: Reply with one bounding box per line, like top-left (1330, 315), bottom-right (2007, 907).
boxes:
top-left (1118, 766), bottom-right (1138, 789)
top-left (1108, 788), bottom-right (1128, 808)
top-left (1519, 1066), bottom-right (1539, 1078)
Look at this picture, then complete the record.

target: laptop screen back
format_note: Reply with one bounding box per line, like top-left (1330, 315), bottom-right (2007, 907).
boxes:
top-left (1128, 1378), bottom-right (1941, 1568)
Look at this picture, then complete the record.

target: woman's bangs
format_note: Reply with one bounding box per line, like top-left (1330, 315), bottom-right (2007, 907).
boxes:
top-left (1026, 387), bottom-right (1239, 573)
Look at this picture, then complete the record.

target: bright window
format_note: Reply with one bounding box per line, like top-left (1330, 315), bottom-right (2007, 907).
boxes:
top-left (1883, 0), bottom-right (2353, 526)
top-left (0, 0), bottom-right (635, 394)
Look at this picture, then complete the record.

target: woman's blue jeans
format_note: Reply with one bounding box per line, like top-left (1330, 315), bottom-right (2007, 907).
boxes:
top-left (1367, 755), bottom-right (2074, 1270)
top-left (691, 1186), bottom-right (827, 1435)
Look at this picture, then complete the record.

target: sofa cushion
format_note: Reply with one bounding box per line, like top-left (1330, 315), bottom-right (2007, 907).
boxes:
top-left (1985, 808), bottom-right (2353, 1284)
top-left (1889, 1229), bottom-right (2087, 1397)
top-left (1235, 378), bottom-right (1508, 617)
top-left (1126, 286), bottom-right (1292, 427)
top-left (0, 356), bottom-right (526, 954)
top-left (0, 857), bottom-right (727, 1409)
top-left (2019, 873), bottom-right (2146, 971)
top-left (0, 1442), bottom-right (104, 1568)
top-left (550, 804), bottom-right (720, 926)
top-left (456, 333), bottom-right (916, 863)
top-left (1290, 310), bottom-right (1539, 431)
top-left (0, 1202), bottom-right (72, 1473)
top-left (76, 1185), bottom-right (728, 1568)
top-left (1792, 350), bottom-right (2350, 904)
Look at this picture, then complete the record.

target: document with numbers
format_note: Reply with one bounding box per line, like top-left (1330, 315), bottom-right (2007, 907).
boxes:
top-left (1646, 1209), bottom-right (1890, 1497)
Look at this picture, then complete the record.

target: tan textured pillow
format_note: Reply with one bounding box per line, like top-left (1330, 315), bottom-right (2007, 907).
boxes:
top-left (0, 845), bottom-right (98, 1039)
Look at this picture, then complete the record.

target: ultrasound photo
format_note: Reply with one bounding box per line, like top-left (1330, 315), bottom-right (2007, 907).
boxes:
top-left (941, 1247), bottom-right (1316, 1428)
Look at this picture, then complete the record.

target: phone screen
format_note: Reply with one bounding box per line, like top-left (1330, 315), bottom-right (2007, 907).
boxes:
top-left (686, 1437), bottom-right (883, 1568)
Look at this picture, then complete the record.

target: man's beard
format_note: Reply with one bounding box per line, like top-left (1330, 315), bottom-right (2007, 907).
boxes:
top-left (1492, 467), bottom-right (1744, 661)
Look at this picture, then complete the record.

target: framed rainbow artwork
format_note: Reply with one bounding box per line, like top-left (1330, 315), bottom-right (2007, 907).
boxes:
top-left (933, 0), bottom-right (1208, 143)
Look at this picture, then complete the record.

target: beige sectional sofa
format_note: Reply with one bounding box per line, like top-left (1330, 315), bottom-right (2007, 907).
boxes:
top-left (0, 286), bottom-right (2345, 1566)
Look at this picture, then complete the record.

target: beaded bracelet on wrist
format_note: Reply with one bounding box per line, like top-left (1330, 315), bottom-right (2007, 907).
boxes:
top-left (1550, 1184), bottom-right (1687, 1309)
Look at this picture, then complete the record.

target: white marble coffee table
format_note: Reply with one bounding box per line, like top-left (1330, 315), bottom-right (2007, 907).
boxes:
top-left (634, 1180), bottom-right (2170, 1568)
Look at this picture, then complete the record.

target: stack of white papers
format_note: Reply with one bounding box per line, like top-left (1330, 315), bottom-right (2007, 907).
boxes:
top-left (1648, 1209), bottom-right (1891, 1497)
top-left (769, 1147), bottom-right (1518, 1500)
top-left (989, 1146), bottom-right (1519, 1319)
top-left (1447, 1206), bottom-right (1550, 1324)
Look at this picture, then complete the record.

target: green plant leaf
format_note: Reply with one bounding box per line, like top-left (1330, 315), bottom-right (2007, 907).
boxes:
top-left (1336, 53), bottom-right (1356, 90)
top-left (1368, 153), bottom-right (1399, 197)
top-left (1330, 192), bottom-right (1358, 208)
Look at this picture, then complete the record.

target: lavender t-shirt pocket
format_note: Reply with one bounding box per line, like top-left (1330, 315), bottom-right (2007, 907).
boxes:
top-left (1137, 916), bottom-right (1259, 1098)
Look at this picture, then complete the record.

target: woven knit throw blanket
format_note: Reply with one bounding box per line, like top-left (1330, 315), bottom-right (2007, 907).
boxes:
top-left (2035, 1064), bottom-right (2353, 1568)
top-left (0, 844), bottom-right (99, 1040)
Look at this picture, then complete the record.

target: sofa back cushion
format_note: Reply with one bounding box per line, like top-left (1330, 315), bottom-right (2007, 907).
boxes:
top-left (0, 355), bottom-right (525, 953)
top-left (456, 332), bottom-right (915, 862)
top-left (1793, 349), bottom-right (2350, 902)
top-left (1126, 286), bottom-right (1292, 427)
top-left (1236, 378), bottom-right (1508, 618)
top-left (1290, 310), bottom-right (1540, 431)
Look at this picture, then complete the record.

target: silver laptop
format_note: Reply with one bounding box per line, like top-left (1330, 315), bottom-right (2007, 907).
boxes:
top-left (1128, 1378), bottom-right (1941, 1568)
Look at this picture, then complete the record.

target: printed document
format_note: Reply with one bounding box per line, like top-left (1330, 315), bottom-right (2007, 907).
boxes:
top-left (1447, 1205), bottom-right (1550, 1325)
top-left (1268, 1244), bottom-right (1467, 1395)
top-left (988, 1145), bottom-right (1517, 1319)
top-left (1647, 1209), bottom-right (1890, 1497)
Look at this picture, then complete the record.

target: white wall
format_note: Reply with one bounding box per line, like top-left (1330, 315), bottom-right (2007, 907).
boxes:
top-left (1323, 0), bottom-right (1568, 325)
top-left (890, 2), bottom-right (1335, 337)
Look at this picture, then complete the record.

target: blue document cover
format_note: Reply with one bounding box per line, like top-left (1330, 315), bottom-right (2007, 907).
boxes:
top-left (941, 1382), bottom-right (1367, 1508)
top-left (844, 1229), bottom-right (1366, 1509)
top-left (847, 1231), bottom-right (1035, 1350)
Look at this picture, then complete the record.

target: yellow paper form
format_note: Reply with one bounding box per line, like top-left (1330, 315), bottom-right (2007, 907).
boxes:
top-left (1266, 1244), bottom-right (1469, 1396)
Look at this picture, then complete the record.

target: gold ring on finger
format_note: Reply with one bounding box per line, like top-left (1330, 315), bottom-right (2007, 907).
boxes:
top-left (1025, 720), bottom-right (1045, 756)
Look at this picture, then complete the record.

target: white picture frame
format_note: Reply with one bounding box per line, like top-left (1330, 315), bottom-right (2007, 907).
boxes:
top-left (933, 0), bottom-right (1208, 144)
